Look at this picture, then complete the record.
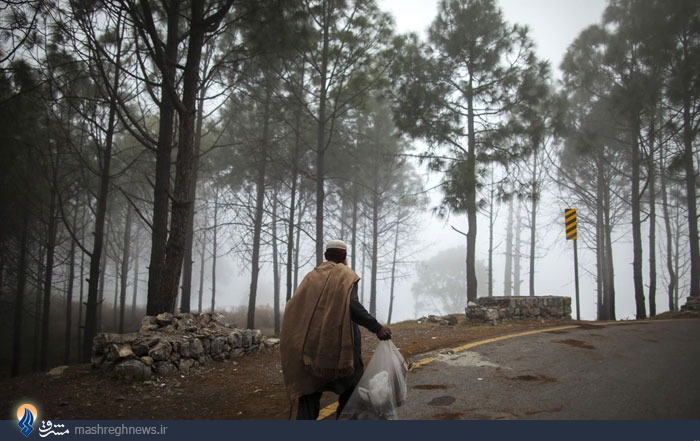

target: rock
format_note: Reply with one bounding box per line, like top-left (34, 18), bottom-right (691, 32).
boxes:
top-left (227, 330), bottom-right (243, 348)
top-left (210, 336), bottom-right (226, 354)
top-left (106, 343), bottom-right (135, 362)
top-left (242, 330), bottom-right (254, 347)
top-left (169, 351), bottom-right (180, 363)
top-left (156, 312), bottom-right (174, 326)
top-left (115, 359), bottom-right (152, 381)
top-left (264, 338), bottom-right (280, 348)
top-left (132, 339), bottom-right (150, 356)
top-left (230, 348), bottom-right (245, 358)
top-left (146, 337), bottom-right (161, 347)
top-left (190, 338), bottom-right (205, 358)
top-left (140, 356), bottom-right (154, 366)
top-left (91, 353), bottom-right (106, 367)
top-left (154, 361), bottom-right (178, 376)
top-left (140, 316), bottom-right (159, 332)
top-left (681, 296), bottom-right (700, 312)
top-left (149, 342), bottom-right (172, 362)
top-left (251, 329), bottom-right (263, 345)
top-left (141, 316), bottom-right (157, 326)
top-left (175, 315), bottom-right (197, 332)
top-left (47, 365), bottom-right (69, 377)
top-left (179, 358), bottom-right (195, 373)
top-left (426, 315), bottom-right (454, 326)
top-left (113, 344), bottom-right (135, 359)
top-left (196, 313), bottom-right (212, 327)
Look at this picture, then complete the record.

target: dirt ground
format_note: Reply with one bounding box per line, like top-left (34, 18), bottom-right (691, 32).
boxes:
top-left (2, 313), bottom-right (690, 420)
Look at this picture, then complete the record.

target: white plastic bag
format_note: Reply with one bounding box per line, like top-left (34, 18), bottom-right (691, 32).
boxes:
top-left (339, 340), bottom-right (408, 420)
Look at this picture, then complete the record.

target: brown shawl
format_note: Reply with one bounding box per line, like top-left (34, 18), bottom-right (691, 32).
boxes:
top-left (280, 261), bottom-right (360, 401)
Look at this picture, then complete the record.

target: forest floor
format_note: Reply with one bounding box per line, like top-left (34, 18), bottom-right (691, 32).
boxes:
top-left (2, 311), bottom-right (695, 421)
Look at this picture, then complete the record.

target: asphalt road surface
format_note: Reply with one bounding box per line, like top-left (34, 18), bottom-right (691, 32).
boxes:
top-left (397, 319), bottom-right (700, 420)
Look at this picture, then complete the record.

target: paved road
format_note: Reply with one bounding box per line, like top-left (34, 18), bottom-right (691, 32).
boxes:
top-left (397, 320), bottom-right (700, 420)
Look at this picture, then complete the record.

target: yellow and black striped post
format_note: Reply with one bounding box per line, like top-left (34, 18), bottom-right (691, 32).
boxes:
top-left (565, 208), bottom-right (577, 240)
top-left (565, 208), bottom-right (581, 320)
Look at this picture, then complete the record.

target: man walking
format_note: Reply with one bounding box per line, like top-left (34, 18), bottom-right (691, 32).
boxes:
top-left (280, 239), bottom-right (392, 419)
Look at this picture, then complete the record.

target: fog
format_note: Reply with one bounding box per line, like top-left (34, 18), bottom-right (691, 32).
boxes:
top-left (208, 0), bottom-right (655, 324)
top-left (2, 0), bottom-right (696, 383)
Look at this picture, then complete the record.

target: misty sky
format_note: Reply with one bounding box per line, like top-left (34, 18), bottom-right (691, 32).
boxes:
top-left (379, 0), bottom-right (608, 79)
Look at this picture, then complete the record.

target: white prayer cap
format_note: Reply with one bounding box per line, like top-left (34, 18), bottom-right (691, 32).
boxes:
top-left (325, 239), bottom-right (347, 251)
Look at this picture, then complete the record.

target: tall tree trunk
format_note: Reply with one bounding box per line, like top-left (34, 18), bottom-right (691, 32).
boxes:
top-left (157, 1), bottom-right (207, 315)
top-left (287, 63), bottom-right (304, 303)
top-left (247, 85), bottom-right (272, 330)
top-left (604, 183), bottom-right (616, 321)
top-left (210, 189), bottom-right (219, 313)
top-left (504, 197), bottom-right (514, 297)
top-left (40, 189), bottom-right (58, 371)
top-left (272, 192), bottom-right (281, 334)
top-left (198, 220), bottom-right (207, 314)
top-left (351, 189), bottom-right (359, 271)
top-left (514, 198), bottom-right (522, 297)
top-left (146, 3), bottom-right (178, 316)
top-left (97, 239), bottom-right (107, 332)
top-left (286, 146), bottom-right (300, 303)
top-left (286, 173), bottom-right (298, 303)
top-left (631, 117), bottom-right (646, 319)
top-left (370, 193), bottom-right (379, 317)
top-left (387, 202), bottom-right (402, 324)
top-left (674, 203), bottom-right (681, 309)
top-left (181, 81), bottom-right (207, 313)
top-left (34, 242), bottom-right (44, 370)
top-left (465, 83), bottom-right (478, 302)
top-left (488, 173), bottom-right (495, 297)
top-left (529, 146), bottom-right (538, 297)
top-left (339, 196), bottom-right (347, 239)
top-left (660, 134), bottom-right (677, 312)
top-left (596, 162), bottom-right (608, 321)
top-left (315, 1), bottom-right (331, 266)
top-left (131, 236), bottom-right (140, 317)
top-left (360, 220), bottom-right (367, 304)
top-left (83, 11), bottom-right (123, 361)
top-left (113, 261), bottom-right (119, 330)
top-left (648, 121), bottom-right (657, 317)
top-left (682, 97), bottom-right (699, 298)
top-left (11, 212), bottom-right (30, 376)
top-left (82, 100), bottom-right (114, 359)
top-left (294, 200), bottom-right (305, 291)
top-left (119, 205), bottom-right (132, 333)
top-left (64, 223), bottom-right (76, 364)
top-left (77, 204), bottom-right (86, 362)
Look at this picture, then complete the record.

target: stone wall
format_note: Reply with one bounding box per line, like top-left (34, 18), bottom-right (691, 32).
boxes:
top-left (465, 296), bottom-right (572, 324)
top-left (681, 296), bottom-right (700, 313)
top-left (91, 312), bottom-right (279, 380)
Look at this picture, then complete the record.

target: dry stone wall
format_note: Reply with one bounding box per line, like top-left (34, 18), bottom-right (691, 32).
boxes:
top-left (91, 312), bottom-right (279, 381)
top-left (681, 296), bottom-right (700, 313)
top-left (465, 296), bottom-right (572, 324)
